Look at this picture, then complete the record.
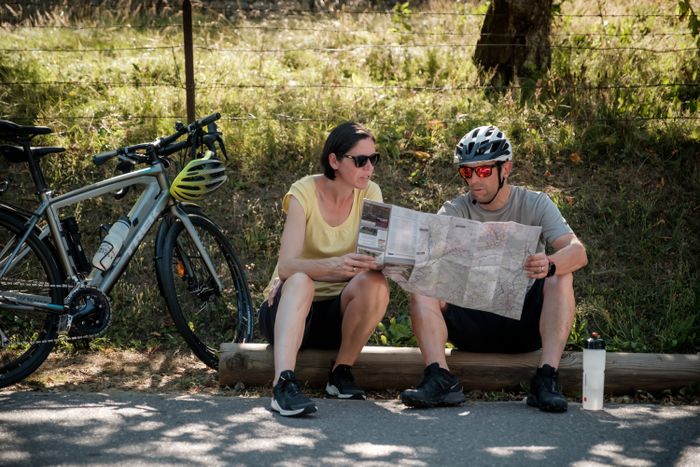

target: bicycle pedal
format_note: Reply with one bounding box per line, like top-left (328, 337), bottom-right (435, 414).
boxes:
top-left (57, 314), bottom-right (73, 336)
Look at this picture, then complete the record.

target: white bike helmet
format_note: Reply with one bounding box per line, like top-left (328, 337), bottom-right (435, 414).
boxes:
top-left (454, 125), bottom-right (512, 166)
top-left (170, 150), bottom-right (227, 202)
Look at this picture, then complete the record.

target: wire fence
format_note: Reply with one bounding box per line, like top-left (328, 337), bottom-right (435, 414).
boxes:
top-left (0, 0), bottom-right (691, 18)
top-left (4, 23), bottom-right (695, 40)
top-left (1, 5), bottom-right (698, 125)
top-left (2, 114), bottom-right (697, 124)
top-left (3, 81), bottom-right (698, 92)
top-left (1, 44), bottom-right (696, 53)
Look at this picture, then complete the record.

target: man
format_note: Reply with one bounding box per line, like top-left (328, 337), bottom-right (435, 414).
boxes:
top-left (400, 125), bottom-right (588, 412)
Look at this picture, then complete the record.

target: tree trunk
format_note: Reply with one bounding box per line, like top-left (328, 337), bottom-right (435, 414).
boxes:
top-left (474, 0), bottom-right (553, 87)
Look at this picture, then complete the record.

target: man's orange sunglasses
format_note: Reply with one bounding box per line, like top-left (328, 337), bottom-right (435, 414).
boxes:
top-left (458, 163), bottom-right (500, 182)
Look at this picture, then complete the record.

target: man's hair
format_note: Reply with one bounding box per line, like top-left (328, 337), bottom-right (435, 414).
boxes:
top-left (320, 122), bottom-right (375, 180)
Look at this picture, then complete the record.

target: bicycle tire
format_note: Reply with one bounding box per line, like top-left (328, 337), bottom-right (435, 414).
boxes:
top-left (156, 212), bottom-right (254, 370)
top-left (0, 211), bottom-right (63, 388)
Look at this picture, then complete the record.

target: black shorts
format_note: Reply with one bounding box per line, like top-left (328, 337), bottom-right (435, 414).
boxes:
top-left (258, 285), bottom-right (344, 350)
top-left (444, 279), bottom-right (545, 353)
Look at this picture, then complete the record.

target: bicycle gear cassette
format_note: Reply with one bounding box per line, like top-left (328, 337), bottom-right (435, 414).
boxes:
top-left (67, 286), bottom-right (112, 336)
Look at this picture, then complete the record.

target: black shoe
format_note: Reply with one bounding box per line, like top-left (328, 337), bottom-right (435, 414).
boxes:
top-left (526, 364), bottom-right (568, 413)
top-left (271, 370), bottom-right (317, 417)
top-left (400, 362), bottom-right (465, 408)
top-left (325, 363), bottom-right (366, 400)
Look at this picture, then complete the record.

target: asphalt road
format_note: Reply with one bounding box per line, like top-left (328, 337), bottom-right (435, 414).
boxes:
top-left (0, 391), bottom-right (698, 466)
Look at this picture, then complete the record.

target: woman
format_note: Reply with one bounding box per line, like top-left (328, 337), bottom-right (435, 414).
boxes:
top-left (259, 122), bottom-right (389, 417)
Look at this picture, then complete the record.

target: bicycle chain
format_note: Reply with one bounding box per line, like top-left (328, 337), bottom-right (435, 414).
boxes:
top-left (18, 329), bottom-right (108, 346)
top-left (0, 279), bottom-right (108, 346)
top-left (0, 278), bottom-right (73, 289)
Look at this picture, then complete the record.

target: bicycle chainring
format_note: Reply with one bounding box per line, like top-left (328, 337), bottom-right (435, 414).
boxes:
top-left (67, 286), bottom-right (112, 337)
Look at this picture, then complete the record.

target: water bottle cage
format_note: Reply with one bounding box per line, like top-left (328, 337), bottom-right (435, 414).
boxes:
top-left (61, 216), bottom-right (91, 274)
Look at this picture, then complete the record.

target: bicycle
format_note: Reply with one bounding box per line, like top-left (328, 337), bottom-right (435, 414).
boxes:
top-left (0, 112), bottom-right (254, 388)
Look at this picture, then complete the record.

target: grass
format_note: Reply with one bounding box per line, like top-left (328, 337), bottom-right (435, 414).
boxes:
top-left (0, 0), bottom-right (698, 355)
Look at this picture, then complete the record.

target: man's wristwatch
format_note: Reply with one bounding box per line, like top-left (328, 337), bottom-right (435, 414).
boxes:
top-left (546, 260), bottom-right (556, 278)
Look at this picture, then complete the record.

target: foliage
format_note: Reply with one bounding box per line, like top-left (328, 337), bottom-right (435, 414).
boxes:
top-left (0, 0), bottom-right (698, 354)
top-left (373, 316), bottom-right (417, 347)
top-left (678, 0), bottom-right (700, 48)
top-left (390, 1), bottom-right (413, 33)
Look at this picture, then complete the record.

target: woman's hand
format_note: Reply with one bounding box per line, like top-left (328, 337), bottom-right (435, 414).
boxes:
top-left (279, 253), bottom-right (382, 283)
top-left (267, 277), bottom-right (283, 306)
top-left (334, 253), bottom-right (381, 278)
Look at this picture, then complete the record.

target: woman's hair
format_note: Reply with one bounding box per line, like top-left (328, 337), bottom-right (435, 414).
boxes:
top-left (320, 121), bottom-right (375, 180)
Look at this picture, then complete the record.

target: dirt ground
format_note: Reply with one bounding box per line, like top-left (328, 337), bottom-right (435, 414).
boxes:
top-left (2, 349), bottom-right (225, 395)
top-left (1, 348), bottom-right (400, 400)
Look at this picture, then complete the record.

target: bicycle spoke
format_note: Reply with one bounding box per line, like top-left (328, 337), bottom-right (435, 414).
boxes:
top-left (157, 213), bottom-right (253, 369)
top-left (0, 212), bottom-right (62, 388)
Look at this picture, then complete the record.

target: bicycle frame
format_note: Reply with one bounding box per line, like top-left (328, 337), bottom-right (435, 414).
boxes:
top-left (0, 160), bottom-right (223, 315)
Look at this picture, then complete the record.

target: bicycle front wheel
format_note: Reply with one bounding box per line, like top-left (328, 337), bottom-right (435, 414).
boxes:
top-left (157, 212), bottom-right (253, 370)
top-left (0, 211), bottom-right (63, 388)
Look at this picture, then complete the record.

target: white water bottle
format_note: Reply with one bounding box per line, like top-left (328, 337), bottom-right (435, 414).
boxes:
top-left (582, 332), bottom-right (606, 410)
top-left (92, 217), bottom-right (130, 271)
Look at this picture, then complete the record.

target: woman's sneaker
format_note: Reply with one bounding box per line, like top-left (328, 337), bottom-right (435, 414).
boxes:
top-left (271, 370), bottom-right (317, 417)
top-left (400, 362), bottom-right (465, 407)
top-left (325, 364), bottom-right (366, 400)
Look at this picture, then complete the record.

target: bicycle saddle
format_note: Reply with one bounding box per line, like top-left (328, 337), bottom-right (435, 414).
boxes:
top-left (0, 144), bottom-right (65, 163)
top-left (0, 120), bottom-right (52, 140)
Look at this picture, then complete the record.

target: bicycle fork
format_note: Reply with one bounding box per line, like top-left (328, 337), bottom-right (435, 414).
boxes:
top-left (168, 204), bottom-right (224, 294)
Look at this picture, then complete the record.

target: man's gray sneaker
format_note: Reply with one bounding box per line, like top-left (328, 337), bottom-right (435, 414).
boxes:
top-left (526, 364), bottom-right (568, 413)
top-left (271, 370), bottom-right (317, 417)
top-left (400, 362), bottom-right (465, 408)
top-left (325, 363), bottom-right (366, 400)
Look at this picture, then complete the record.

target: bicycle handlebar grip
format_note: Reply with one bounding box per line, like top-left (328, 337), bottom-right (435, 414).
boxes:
top-left (197, 112), bottom-right (221, 128)
top-left (93, 149), bottom-right (119, 165)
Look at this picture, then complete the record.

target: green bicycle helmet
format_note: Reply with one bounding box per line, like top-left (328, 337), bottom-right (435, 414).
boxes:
top-left (170, 150), bottom-right (227, 201)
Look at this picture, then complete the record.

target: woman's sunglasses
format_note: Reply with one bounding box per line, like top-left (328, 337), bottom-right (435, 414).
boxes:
top-left (343, 152), bottom-right (380, 168)
top-left (458, 163), bottom-right (500, 181)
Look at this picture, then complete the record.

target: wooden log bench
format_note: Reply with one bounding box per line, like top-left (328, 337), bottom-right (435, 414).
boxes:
top-left (220, 343), bottom-right (700, 394)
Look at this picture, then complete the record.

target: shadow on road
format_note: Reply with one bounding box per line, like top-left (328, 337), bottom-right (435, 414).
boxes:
top-left (1, 392), bottom-right (698, 466)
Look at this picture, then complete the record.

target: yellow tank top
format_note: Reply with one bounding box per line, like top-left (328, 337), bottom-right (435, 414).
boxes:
top-left (265, 174), bottom-right (383, 299)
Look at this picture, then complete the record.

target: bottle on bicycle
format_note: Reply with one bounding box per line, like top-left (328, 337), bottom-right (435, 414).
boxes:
top-left (92, 217), bottom-right (131, 271)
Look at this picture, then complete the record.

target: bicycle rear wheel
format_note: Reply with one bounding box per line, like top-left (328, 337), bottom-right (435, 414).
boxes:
top-left (0, 212), bottom-right (63, 388)
top-left (157, 212), bottom-right (253, 370)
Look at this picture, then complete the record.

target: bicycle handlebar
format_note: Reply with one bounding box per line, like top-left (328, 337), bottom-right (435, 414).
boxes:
top-left (157, 112), bottom-right (221, 148)
top-left (92, 112), bottom-right (222, 166)
top-left (93, 142), bottom-right (152, 166)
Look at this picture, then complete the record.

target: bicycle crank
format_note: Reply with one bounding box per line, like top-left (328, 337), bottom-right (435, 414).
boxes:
top-left (66, 286), bottom-right (112, 337)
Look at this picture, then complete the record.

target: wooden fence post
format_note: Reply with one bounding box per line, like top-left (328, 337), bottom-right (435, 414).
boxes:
top-left (183, 0), bottom-right (195, 123)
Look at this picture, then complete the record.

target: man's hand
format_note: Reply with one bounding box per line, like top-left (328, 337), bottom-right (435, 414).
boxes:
top-left (525, 252), bottom-right (549, 279)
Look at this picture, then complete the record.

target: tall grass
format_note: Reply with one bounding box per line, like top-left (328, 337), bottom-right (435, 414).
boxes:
top-left (0, 0), bottom-right (698, 353)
